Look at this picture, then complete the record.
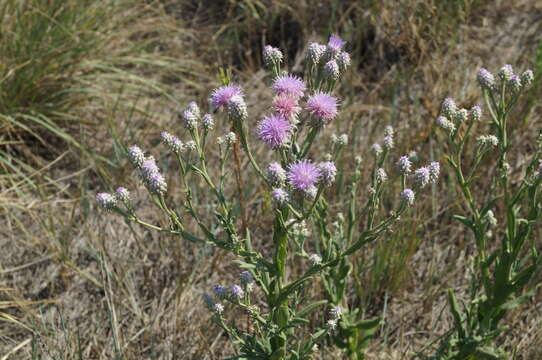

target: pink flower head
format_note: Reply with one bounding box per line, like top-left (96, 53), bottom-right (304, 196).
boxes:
top-left (257, 114), bottom-right (291, 148)
top-left (288, 160), bottom-right (320, 191)
top-left (209, 85), bottom-right (244, 110)
top-left (273, 95), bottom-right (301, 121)
top-left (272, 75), bottom-right (306, 99)
top-left (306, 93), bottom-right (338, 124)
top-left (327, 35), bottom-right (346, 58)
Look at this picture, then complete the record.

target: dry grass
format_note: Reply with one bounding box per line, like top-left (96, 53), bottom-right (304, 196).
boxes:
top-left (1, 0), bottom-right (542, 359)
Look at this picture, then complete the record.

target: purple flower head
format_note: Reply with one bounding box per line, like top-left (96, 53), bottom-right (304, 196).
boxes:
top-left (414, 167), bottom-right (430, 188)
top-left (383, 135), bottom-right (394, 150)
top-left (508, 75), bottom-right (522, 93)
top-left (96, 192), bottom-right (116, 210)
top-left (202, 114), bottom-right (215, 131)
top-left (161, 131), bottom-right (183, 153)
top-left (376, 168), bottom-right (387, 183)
top-left (187, 101), bottom-right (200, 117)
top-left (288, 160), bottom-right (320, 191)
top-left (227, 95), bottom-right (248, 121)
top-left (257, 114), bottom-right (292, 148)
top-left (272, 188), bottom-right (290, 205)
top-left (182, 109), bottom-right (198, 130)
top-left (272, 75), bottom-right (306, 99)
top-left (454, 108), bottom-right (468, 123)
top-left (209, 85), bottom-right (244, 110)
top-left (327, 35), bottom-right (346, 58)
top-left (441, 98), bottom-right (457, 119)
top-left (436, 116), bottom-right (455, 133)
top-left (337, 51), bottom-right (351, 71)
top-left (477, 68), bottom-right (495, 90)
top-left (213, 285), bottom-right (227, 299)
top-left (397, 155), bottom-right (412, 175)
top-left (229, 285), bottom-right (244, 301)
top-left (498, 64), bottom-right (513, 81)
top-left (128, 145), bottom-right (145, 168)
top-left (267, 162), bottom-right (287, 186)
top-left (428, 162), bottom-right (440, 183)
top-left (307, 42), bottom-right (325, 65)
top-left (371, 143), bottom-right (383, 156)
top-left (273, 95), bottom-right (301, 122)
top-left (303, 185), bottom-right (318, 199)
top-left (306, 93), bottom-right (339, 124)
top-left (470, 106), bottom-right (482, 121)
top-left (324, 60), bottom-right (340, 80)
top-left (240, 271), bottom-right (253, 285)
top-left (521, 69), bottom-right (534, 87)
top-left (329, 306), bottom-right (342, 320)
top-left (141, 157), bottom-right (159, 178)
top-left (263, 45), bottom-right (283, 67)
top-left (318, 161), bottom-right (337, 186)
top-left (400, 188), bottom-right (415, 206)
top-left (203, 293), bottom-right (215, 309)
top-left (148, 172), bottom-right (167, 195)
top-left (115, 187), bottom-right (130, 203)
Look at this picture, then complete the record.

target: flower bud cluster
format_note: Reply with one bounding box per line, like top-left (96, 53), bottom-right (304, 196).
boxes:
top-left (115, 187), bottom-right (130, 205)
top-left (305, 35), bottom-right (350, 81)
top-left (263, 45), bottom-right (283, 68)
top-left (413, 162), bottom-right (440, 189)
top-left (201, 114), bottom-right (214, 131)
top-left (203, 271), bottom-right (256, 316)
top-left (477, 65), bottom-right (534, 94)
top-left (477, 135), bottom-right (499, 148)
top-left (326, 305), bottom-right (342, 330)
top-left (331, 133), bottom-right (348, 146)
top-left (203, 293), bottom-right (224, 315)
top-left (181, 101), bottom-right (200, 130)
top-left (318, 161), bottom-right (337, 187)
top-left (267, 162), bottom-right (287, 187)
top-left (97, 185), bottom-right (133, 213)
top-left (96, 192), bottom-right (117, 211)
top-left (140, 156), bottom-right (168, 195)
top-left (309, 253), bottom-right (322, 265)
top-left (227, 95), bottom-right (248, 122)
top-left (126, 145), bottom-right (168, 196)
top-left (400, 188), bottom-right (415, 206)
top-left (397, 155), bottom-right (412, 175)
top-left (291, 220), bottom-right (311, 238)
top-left (437, 98), bottom-right (481, 133)
top-left (160, 131), bottom-right (184, 154)
top-left (240, 270), bottom-right (254, 292)
top-left (306, 42), bottom-right (326, 66)
top-left (376, 168), bottom-right (387, 183)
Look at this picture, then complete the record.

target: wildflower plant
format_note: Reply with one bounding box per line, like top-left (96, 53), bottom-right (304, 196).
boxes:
top-left (431, 66), bottom-right (540, 359)
top-left (97, 35), bottom-right (439, 359)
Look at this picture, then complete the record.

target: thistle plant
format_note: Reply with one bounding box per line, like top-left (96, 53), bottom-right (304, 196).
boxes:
top-left (97, 35), bottom-right (439, 359)
top-left (430, 65), bottom-right (540, 359)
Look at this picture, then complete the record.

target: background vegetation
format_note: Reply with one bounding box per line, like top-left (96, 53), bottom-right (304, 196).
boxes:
top-left (1, 0), bottom-right (542, 358)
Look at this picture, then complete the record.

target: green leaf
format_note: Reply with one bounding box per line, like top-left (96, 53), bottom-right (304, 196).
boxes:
top-left (448, 289), bottom-right (466, 339)
top-left (473, 346), bottom-right (504, 360)
top-left (296, 300), bottom-right (328, 318)
top-left (232, 260), bottom-right (257, 269)
top-left (452, 214), bottom-right (474, 229)
top-left (352, 316), bottom-right (381, 331)
top-left (500, 286), bottom-right (538, 311)
top-left (480, 197), bottom-right (502, 217)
